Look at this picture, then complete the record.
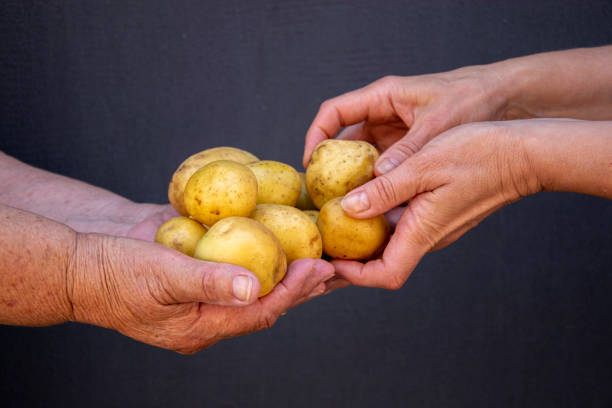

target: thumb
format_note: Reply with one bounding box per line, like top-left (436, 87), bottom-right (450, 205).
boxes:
top-left (164, 257), bottom-right (261, 306)
top-left (340, 158), bottom-right (423, 219)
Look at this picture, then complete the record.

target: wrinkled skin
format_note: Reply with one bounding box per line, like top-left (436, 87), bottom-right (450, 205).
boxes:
top-left (0, 152), bottom-right (336, 353)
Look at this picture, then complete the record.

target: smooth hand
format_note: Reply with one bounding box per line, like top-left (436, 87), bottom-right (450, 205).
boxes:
top-left (303, 46), bottom-right (612, 174)
top-left (335, 118), bottom-right (612, 289)
top-left (302, 67), bottom-right (507, 173)
top-left (334, 120), bottom-right (540, 289)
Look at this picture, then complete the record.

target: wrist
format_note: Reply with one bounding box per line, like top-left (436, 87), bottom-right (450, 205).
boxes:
top-left (486, 122), bottom-right (542, 201)
top-left (67, 232), bottom-right (117, 329)
top-left (486, 58), bottom-right (537, 120)
top-left (521, 119), bottom-right (612, 198)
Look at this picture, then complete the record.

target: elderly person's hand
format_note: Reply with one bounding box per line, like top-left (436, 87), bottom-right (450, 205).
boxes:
top-left (0, 153), bottom-right (335, 353)
top-left (328, 119), bottom-right (612, 289)
top-left (69, 233), bottom-right (333, 354)
top-left (0, 203), bottom-right (333, 353)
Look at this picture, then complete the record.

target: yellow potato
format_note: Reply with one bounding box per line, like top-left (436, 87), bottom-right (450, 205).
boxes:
top-left (295, 172), bottom-right (317, 210)
top-left (251, 204), bottom-right (322, 264)
top-left (317, 197), bottom-right (389, 260)
top-left (306, 140), bottom-right (379, 209)
top-left (194, 217), bottom-right (287, 297)
top-left (184, 160), bottom-right (257, 226)
top-left (168, 147), bottom-right (258, 215)
top-left (246, 161), bottom-right (301, 206)
top-left (154, 216), bottom-right (207, 256)
top-left (302, 210), bottom-right (319, 224)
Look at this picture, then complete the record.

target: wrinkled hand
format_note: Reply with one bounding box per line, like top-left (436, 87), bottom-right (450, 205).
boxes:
top-left (63, 200), bottom-right (178, 242)
top-left (68, 233), bottom-right (334, 353)
top-left (303, 67), bottom-right (508, 174)
top-left (125, 204), bottom-right (179, 241)
top-left (334, 120), bottom-right (542, 289)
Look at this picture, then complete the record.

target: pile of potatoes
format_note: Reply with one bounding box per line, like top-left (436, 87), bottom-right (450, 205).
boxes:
top-left (156, 142), bottom-right (390, 297)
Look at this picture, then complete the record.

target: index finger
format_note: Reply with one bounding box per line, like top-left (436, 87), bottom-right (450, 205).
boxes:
top-left (302, 77), bottom-right (399, 168)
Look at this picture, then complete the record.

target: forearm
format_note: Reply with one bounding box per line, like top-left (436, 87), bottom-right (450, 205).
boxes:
top-left (0, 151), bottom-right (163, 236)
top-left (0, 204), bottom-right (75, 325)
top-left (490, 45), bottom-right (612, 120)
top-left (522, 119), bottom-right (612, 198)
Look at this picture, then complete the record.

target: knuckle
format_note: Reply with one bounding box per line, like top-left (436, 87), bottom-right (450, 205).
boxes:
top-left (200, 269), bottom-right (220, 301)
top-left (394, 139), bottom-right (422, 157)
top-left (382, 274), bottom-right (405, 291)
top-left (411, 215), bottom-right (444, 251)
top-left (258, 311), bottom-right (279, 331)
top-left (421, 114), bottom-right (445, 132)
top-left (318, 99), bottom-right (333, 113)
top-left (377, 75), bottom-right (398, 88)
top-left (371, 175), bottom-right (399, 207)
top-left (172, 334), bottom-right (216, 355)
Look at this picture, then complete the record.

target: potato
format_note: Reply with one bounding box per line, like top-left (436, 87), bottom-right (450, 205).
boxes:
top-left (184, 160), bottom-right (258, 226)
top-left (295, 172), bottom-right (317, 210)
top-left (306, 140), bottom-right (379, 209)
top-left (317, 197), bottom-right (389, 260)
top-left (154, 216), bottom-right (207, 256)
top-left (168, 147), bottom-right (258, 215)
top-left (251, 204), bottom-right (322, 264)
top-left (246, 161), bottom-right (301, 206)
top-left (302, 210), bottom-right (319, 224)
top-left (194, 217), bottom-right (287, 297)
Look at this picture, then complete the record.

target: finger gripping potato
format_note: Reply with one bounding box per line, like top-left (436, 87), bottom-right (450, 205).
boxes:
top-left (317, 197), bottom-right (389, 260)
top-left (306, 139), bottom-right (379, 209)
top-left (184, 160), bottom-right (258, 226)
top-left (246, 161), bottom-right (302, 206)
top-left (154, 216), bottom-right (207, 256)
top-left (251, 204), bottom-right (322, 264)
top-left (193, 217), bottom-right (287, 297)
top-left (168, 147), bottom-right (258, 215)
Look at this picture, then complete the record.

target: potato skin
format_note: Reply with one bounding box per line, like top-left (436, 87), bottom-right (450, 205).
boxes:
top-left (251, 204), bottom-right (322, 264)
top-left (247, 161), bottom-right (302, 206)
top-left (193, 217), bottom-right (287, 297)
top-left (317, 197), bottom-right (389, 260)
top-left (154, 216), bottom-right (207, 256)
top-left (306, 140), bottom-right (379, 209)
top-left (184, 160), bottom-right (258, 227)
top-left (302, 210), bottom-right (319, 224)
top-left (295, 172), bottom-right (317, 210)
top-left (168, 147), bottom-right (258, 215)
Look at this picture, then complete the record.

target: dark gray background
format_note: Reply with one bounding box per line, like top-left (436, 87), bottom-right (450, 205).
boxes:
top-left (1, 1), bottom-right (612, 407)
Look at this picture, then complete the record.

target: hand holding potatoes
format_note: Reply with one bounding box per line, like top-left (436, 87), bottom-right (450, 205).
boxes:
top-left (70, 232), bottom-right (334, 354)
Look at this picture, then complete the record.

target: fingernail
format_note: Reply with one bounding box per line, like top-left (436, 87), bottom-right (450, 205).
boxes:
top-left (376, 158), bottom-right (399, 174)
top-left (232, 276), bottom-right (254, 302)
top-left (342, 191), bottom-right (370, 213)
